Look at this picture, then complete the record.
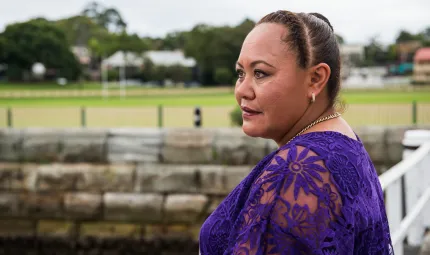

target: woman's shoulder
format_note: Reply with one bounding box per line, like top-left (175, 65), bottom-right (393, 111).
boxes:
top-left (264, 131), bottom-right (375, 200)
top-left (277, 131), bottom-right (366, 162)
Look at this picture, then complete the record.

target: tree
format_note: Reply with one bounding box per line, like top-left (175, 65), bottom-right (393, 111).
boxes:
top-left (215, 67), bottom-right (233, 85)
top-left (396, 30), bottom-right (420, 43)
top-left (335, 34), bottom-right (345, 44)
top-left (166, 65), bottom-right (192, 83)
top-left (1, 19), bottom-right (81, 81)
top-left (56, 15), bottom-right (109, 46)
top-left (420, 27), bottom-right (430, 46)
top-left (362, 37), bottom-right (389, 66)
top-left (183, 18), bottom-right (255, 85)
top-left (82, 1), bottom-right (127, 33)
top-left (0, 36), bottom-right (5, 63)
top-left (115, 32), bottom-right (150, 53)
top-left (160, 31), bottom-right (188, 50)
top-left (152, 65), bottom-right (168, 84)
top-left (423, 27), bottom-right (430, 41)
top-left (386, 44), bottom-right (398, 63)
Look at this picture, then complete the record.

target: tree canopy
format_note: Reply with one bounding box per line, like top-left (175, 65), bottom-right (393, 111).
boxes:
top-left (0, 19), bottom-right (81, 80)
top-left (1, 1), bottom-right (429, 83)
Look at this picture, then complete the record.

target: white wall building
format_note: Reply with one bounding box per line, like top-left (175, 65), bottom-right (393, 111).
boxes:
top-left (340, 44), bottom-right (366, 78)
top-left (144, 50), bottom-right (196, 67)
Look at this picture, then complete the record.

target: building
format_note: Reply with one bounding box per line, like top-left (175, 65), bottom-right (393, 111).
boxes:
top-left (339, 44), bottom-right (365, 79)
top-left (101, 50), bottom-right (197, 85)
top-left (143, 50), bottom-right (196, 67)
top-left (397, 41), bottom-right (422, 62)
top-left (101, 51), bottom-right (144, 69)
top-left (71, 46), bottom-right (91, 66)
top-left (413, 47), bottom-right (430, 84)
top-left (101, 50), bottom-right (196, 69)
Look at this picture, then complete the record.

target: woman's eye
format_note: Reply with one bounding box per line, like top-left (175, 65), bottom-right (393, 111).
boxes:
top-left (236, 69), bottom-right (245, 78)
top-left (254, 70), bottom-right (267, 79)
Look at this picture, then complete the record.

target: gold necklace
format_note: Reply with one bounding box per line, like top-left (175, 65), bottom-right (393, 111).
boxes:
top-left (286, 112), bottom-right (341, 144)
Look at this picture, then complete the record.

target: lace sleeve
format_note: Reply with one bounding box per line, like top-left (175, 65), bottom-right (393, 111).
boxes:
top-left (231, 145), bottom-right (343, 255)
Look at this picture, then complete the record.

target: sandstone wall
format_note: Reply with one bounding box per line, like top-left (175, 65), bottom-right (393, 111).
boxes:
top-left (0, 125), bottom-right (429, 242)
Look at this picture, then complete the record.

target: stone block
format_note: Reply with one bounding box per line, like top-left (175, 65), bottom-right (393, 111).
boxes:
top-left (64, 193), bottom-right (102, 219)
top-left (162, 128), bottom-right (214, 164)
top-left (76, 164), bottom-right (135, 192)
top-left (107, 128), bottom-right (163, 163)
top-left (164, 194), bottom-right (208, 223)
top-left (60, 128), bottom-right (108, 163)
top-left (267, 139), bottom-right (279, 153)
top-left (355, 126), bottom-right (387, 165)
top-left (135, 164), bottom-right (197, 193)
top-left (207, 197), bottom-right (224, 215)
top-left (104, 193), bottom-right (163, 222)
top-left (224, 166), bottom-right (253, 193)
top-left (0, 163), bottom-right (21, 190)
top-left (21, 128), bottom-right (63, 162)
top-left (0, 220), bottom-right (35, 236)
top-left (37, 220), bottom-right (74, 237)
top-left (19, 192), bottom-right (64, 218)
top-left (198, 165), bottom-right (224, 194)
top-left (35, 164), bottom-right (85, 191)
top-left (80, 222), bottom-right (141, 238)
top-left (0, 193), bottom-right (19, 216)
top-left (385, 125), bottom-right (410, 164)
top-left (244, 136), bottom-right (268, 165)
top-left (213, 129), bottom-right (247, 165)
top-left (0, 128), bottom-right (22, 162)
top-left (13, 164), bottom-right (38, 191)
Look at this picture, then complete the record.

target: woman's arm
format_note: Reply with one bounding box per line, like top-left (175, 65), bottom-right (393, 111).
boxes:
top-left (230, 145), bottom-right (343, 255)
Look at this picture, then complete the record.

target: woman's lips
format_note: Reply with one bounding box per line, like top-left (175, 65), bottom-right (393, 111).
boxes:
top-left (241, 106), bottom-right (262, 117)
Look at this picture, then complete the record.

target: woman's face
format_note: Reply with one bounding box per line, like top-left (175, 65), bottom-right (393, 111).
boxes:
top-left (235, 23), bottom-right (310, 141)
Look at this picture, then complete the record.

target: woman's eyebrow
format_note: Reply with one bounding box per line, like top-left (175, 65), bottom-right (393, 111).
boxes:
top-left (235, 60), bottom-right (275, 68)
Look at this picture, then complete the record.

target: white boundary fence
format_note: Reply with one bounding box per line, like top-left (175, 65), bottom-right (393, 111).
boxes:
top-left (379, 130), bottom-right (430, 255)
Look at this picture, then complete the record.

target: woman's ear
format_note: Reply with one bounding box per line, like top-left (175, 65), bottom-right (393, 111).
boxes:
top-left (308, 63), bottom-right (331, 97)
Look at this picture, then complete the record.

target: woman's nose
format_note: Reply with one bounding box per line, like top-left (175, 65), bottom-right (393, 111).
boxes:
top-left (235, 77), bottom-right (255, 101)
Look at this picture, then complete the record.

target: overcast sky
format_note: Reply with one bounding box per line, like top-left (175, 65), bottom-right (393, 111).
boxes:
top-left (1, 0), bottom-right (429, 45)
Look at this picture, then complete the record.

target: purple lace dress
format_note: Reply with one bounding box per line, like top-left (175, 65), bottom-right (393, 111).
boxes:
top-left (199, 131), bottom-right (394, 255)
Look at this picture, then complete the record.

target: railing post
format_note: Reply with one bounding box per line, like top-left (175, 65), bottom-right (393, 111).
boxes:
top-left (158, 105), bottom-right (163, 128)
top-left (81, 106), bottom-right (86, 127)
top-left (194, 106), bottom-right (202, 128)
top-left (403, 130), bottom-right (430, 246)
top-left (7, 107), bottom-right (12, 128)
top-left (412, 100), bottom-right (417, 125)
top-left (386, 178), bottom-right (404, 255)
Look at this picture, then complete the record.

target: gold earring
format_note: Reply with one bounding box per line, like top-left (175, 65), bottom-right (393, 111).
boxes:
top-left (311, 92), bottom-right (316, 103)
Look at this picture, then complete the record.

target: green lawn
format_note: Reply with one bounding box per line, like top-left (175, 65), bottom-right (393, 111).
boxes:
top-left (0, 90), bottom-right (429, 107)
top-left (0, 82), bottom-right (105, 90)
top-left (1, 85), bottom-right (430, 128)
top-left (0, 93), bottom-right (237, 107)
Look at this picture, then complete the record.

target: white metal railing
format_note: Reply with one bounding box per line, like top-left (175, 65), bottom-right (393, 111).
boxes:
top-left (379, 131), bottom-right (430, 255)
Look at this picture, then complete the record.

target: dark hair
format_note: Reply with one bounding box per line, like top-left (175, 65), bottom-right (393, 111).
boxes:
top-left (256, 11), bottom-right (341, 108)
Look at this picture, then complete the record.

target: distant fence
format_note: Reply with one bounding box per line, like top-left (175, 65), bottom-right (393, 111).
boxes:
top-left (1, 103), bottom-right (430, 128)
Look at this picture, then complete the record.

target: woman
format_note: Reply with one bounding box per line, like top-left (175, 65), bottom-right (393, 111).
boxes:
top-left (199, 10), bottom-right (394, 255)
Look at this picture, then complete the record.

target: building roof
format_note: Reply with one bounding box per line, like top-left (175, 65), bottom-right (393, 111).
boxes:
top-left (144, 50), bottom-right (196, 67)
top-left (340, 44), bottom-right (365, 55)
top-left (101, 50), bottom-right (197, 68)
top-left (101, 51), bottom-right (144, 67)
top-left (414, 47), bottom-right (430, 62)
top-left (71, 46), bottom-right (91, 65)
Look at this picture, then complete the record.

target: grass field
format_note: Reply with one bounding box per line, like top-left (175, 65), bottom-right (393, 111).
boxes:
top-left (0, 84), bottom-right (429, 128)
top-left (0, 82), bottom-right (133, 90)
top-left (1, 89), bottom-right (430, 107)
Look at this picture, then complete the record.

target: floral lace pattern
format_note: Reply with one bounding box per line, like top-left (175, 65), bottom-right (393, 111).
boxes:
top-left (199, 131), bottom-right (393, 255)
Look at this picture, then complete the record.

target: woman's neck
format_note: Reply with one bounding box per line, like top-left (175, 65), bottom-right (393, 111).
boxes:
top-left (276, 104), bottom-right (335, 147)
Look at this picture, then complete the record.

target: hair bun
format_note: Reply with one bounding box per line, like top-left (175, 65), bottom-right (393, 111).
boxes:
top-left (309, 12), bottom-right (333, 32)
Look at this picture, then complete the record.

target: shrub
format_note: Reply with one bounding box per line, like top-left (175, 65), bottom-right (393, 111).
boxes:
top-left (230, 105), bottom-right (242, 126)
top-left (214, 67), bottom-right (233, 85)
